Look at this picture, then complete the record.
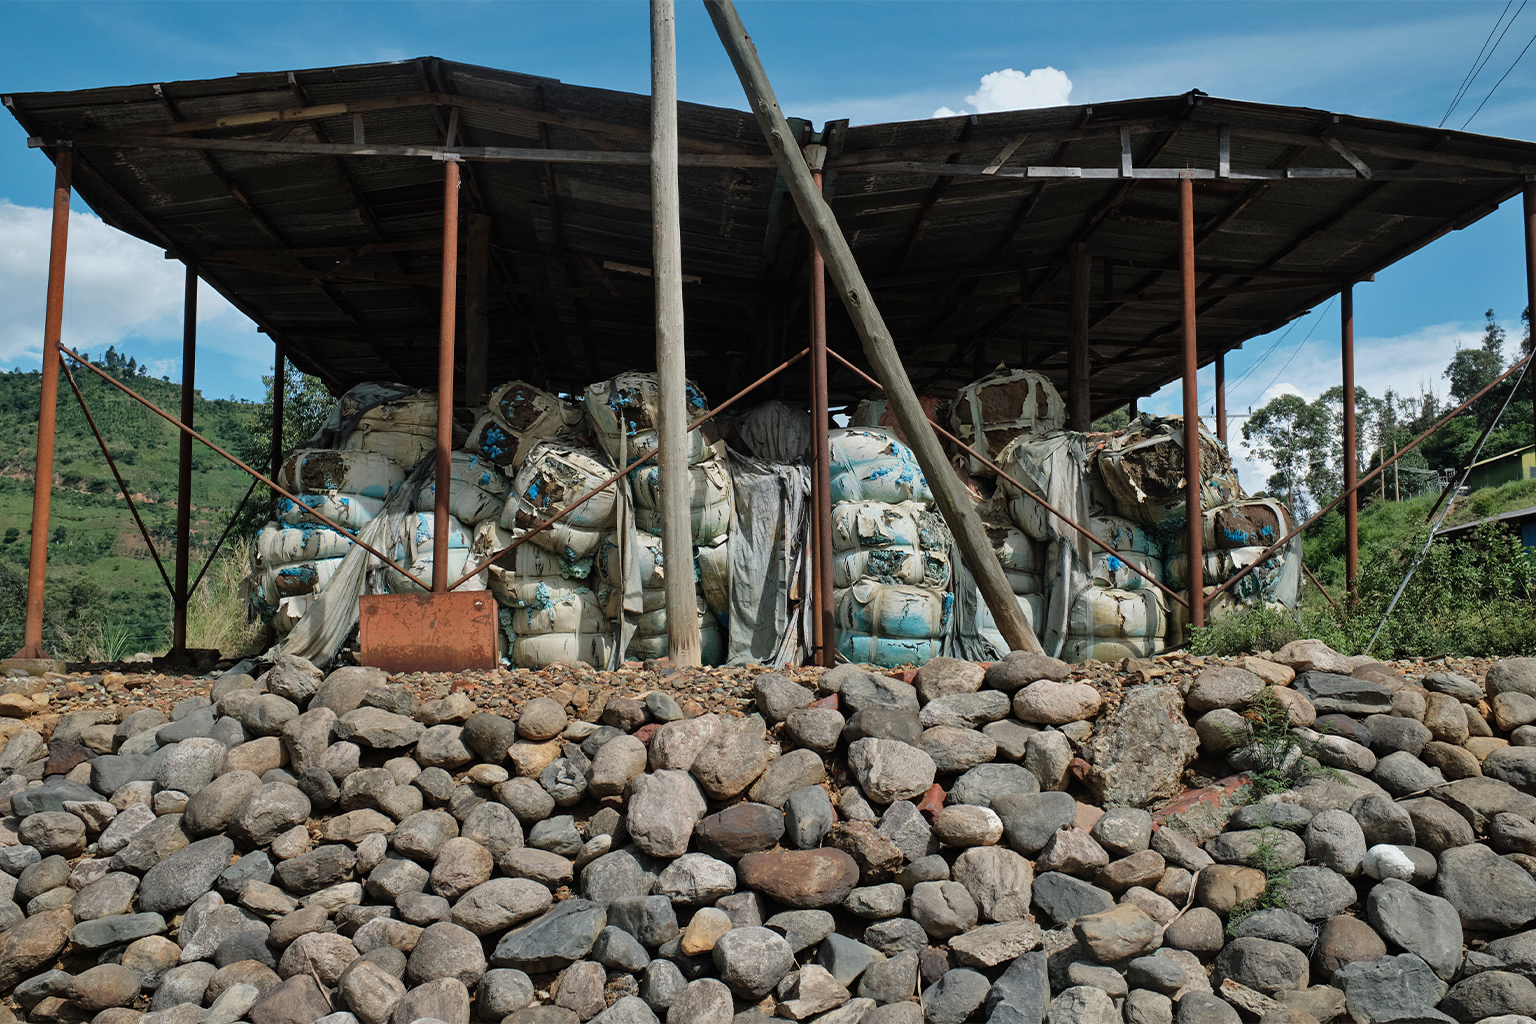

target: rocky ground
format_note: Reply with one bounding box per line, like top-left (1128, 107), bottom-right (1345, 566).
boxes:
top-left (0, 643), bottom-right (1529, 1024)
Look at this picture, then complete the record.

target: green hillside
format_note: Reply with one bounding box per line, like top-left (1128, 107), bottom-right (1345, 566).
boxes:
top-left (0, 358), bottom-right (262, 659)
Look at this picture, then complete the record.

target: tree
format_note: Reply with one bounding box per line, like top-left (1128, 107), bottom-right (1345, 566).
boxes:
top-left (1243, 392), bottom-right (1330, 517)
top-left (230, 359), bottom-right (334, 536)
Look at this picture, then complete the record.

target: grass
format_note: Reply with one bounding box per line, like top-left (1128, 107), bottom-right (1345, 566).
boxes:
top-left (1226, 825), bottom-right (1295, 935)
top-left (1237, 688), bottom-right (1307, 796)
top-left (0, 367), bottom-right (262, 660)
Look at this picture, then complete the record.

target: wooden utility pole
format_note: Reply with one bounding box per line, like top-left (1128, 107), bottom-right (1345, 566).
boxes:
top-left (705, 0), bottom-right (1043, 654)
top-left (653, 0), bottom-right (702, 665)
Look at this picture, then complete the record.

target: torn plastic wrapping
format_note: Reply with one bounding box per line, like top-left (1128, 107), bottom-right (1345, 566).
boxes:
top-left (725, 451), bottom-right (811, 668)
top-left (949, 367), bottom-right (1067, 478)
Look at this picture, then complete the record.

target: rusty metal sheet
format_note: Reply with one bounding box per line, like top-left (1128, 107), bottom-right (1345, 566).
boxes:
top-left (359, 591), bottom-right (497, 674)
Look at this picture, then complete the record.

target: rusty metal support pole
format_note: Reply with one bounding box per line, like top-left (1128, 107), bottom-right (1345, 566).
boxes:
top-left (435, 160), bottom-right (461, 594)
top-left (1524, 183), bottom-right (1536, 440)
top-left (1215, 352), bottom-right (1227, 445)
top-left (271, 339), bottom-right (286, 481)
top-left (808, 153), bottom-right (835, 668)
top-left (17, 149), bottom-right (72, 660)
top-left (172, 261), bottom-right (198, 652)
top-left (1341, 284), bottom-right (1358, 606)
top-left (1066, 242), bottom-right (1092, 430)
top-left (1180, 174), bottom-right (1205, 631)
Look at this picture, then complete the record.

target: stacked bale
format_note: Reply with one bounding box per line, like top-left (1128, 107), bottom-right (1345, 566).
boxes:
top-left (584, 372), bottom-right (731, 665)
top-left (949, 366), bottom-right (1066, 478)
top-left (465, 380), bottom-right (578, 473)
top-left (337, 388), bottom-right (439, 468)
top-left (495, 439), bottom-right (621, 668)
top-left (246, 387), bottom-right (511, 638)
top-left (829, 428), bottom-right (952, 667)
top-left (249, 448), bottom-right (403, 634)
top-left (967, 496), bottom-right (1049, 654)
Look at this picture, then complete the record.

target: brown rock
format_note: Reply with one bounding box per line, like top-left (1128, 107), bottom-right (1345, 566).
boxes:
top-left (1036, 828), bottom-right (1109, 877)
top-left (249, 975), bottom-right (332, 1024)
top-left (1240, 658), bottom-right (1295, 687)
top-left (824, 822), bottom-right (904, 881)
top-left (737, 848), bottom-right (860, 908)
top-left (1420, 741), bottom-right (1481, 780)
top-left (45, 739), bottom-right (92, 777)
top-left (1313, 915), bottom-right (1386, 975)
top-left (1073, 903), bottom-right (1160, 961)
top-left (69, 964), bottom-right (141, 1012)
top-left (1196, 864), bottom-right (1266, 915)
top-left (0, 908), bottom-right (72, 990)
top-left (1099, 850), bottom-right (1167, 892)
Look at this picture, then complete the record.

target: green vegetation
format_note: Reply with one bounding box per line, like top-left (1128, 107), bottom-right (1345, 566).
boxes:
top-left (0, 355), bottom-right (327, 660)
top-left (1193, 472), bottom-right (1536, 659)
top-left (1238, 688), bottom-right (1308, 796)
top-left (1244, 308), bottom-right (1533, 518)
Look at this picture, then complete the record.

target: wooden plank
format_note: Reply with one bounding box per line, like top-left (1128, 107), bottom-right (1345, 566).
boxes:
top-left (41, 132), bottom-right (780, 166)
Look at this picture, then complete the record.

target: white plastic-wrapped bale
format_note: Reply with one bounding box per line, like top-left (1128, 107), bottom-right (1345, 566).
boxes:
top-left (831, 500), bottom-right (951, 589)
top-left (466, 380), bottom-right (577, 470)
top-left (828, 428), bottom-right (933, 505)
top-left (382, 512), bottom-right (477, 594)
top-left (584, 371), bottom-right (719, 466)
top-left (629, 608), bottom-right (725, 664)
top-left (976, 496), bottom-right (1046, 597)
top-left (502, 439), bottom-right (620, 574)
top-left (340, 389), bottom-right (438, 468)
top-left (950, 367), bottom-right (1066, 477)
top-left (834, 580), bottom-right (950, 667)
top-left (506, 587), bottom-right (613, 669)
top-left (1089, 549), bottom-right (1165, 591)
top-left (413, 451), bottom-right (511, 525)
top-left (487, 543), bottom-right (590, 610)
top-left (1163, 499), bottom-right (1301, 607)
top-left (619, 532), bottom-right (724, 665)
top-left (276, 493), bottom-right (385, 531)
top-left (1088, 514), bottom-right (1166, 557)
top-left (1095, 415), bottom-right (1242, 526)
top-left (255, 522), bottom-right (355, 566)
top-left (695, 537), bottom-right (731, 618)
top-left (969, 591), bottom-right (1047, 658)
top-left (277, 449), bottom-right (404, 499)
top-left (629, 454), bottom-right (733, 547)
top-left (994, 433), bottom-right (1085, 544)
top-left (1065, 587), bottom-right (1170, 663)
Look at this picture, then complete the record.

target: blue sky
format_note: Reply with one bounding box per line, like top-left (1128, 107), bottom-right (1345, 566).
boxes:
top-left (2, 1), bottom-right (1534, 485)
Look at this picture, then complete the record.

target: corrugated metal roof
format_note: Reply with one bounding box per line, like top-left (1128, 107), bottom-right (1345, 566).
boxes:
top-left (8, 56), bottom-right (1536, 413)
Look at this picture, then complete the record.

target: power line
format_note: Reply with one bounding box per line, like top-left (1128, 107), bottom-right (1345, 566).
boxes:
top-left (1252, 298), bottom-right (1337, 403)
top-left (1224, 317), bottom-right (1302, 397)
top-left (1462, 23), bottom-right (1536, 128)
top-left (1442, 0), bottom-right (1517, 126)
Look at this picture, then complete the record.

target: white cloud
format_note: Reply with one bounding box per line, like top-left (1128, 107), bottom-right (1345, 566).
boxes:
top-left (932, 66), bottom-right (1073, 118)
top-left (0, 199), bottom-right (268, 397)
